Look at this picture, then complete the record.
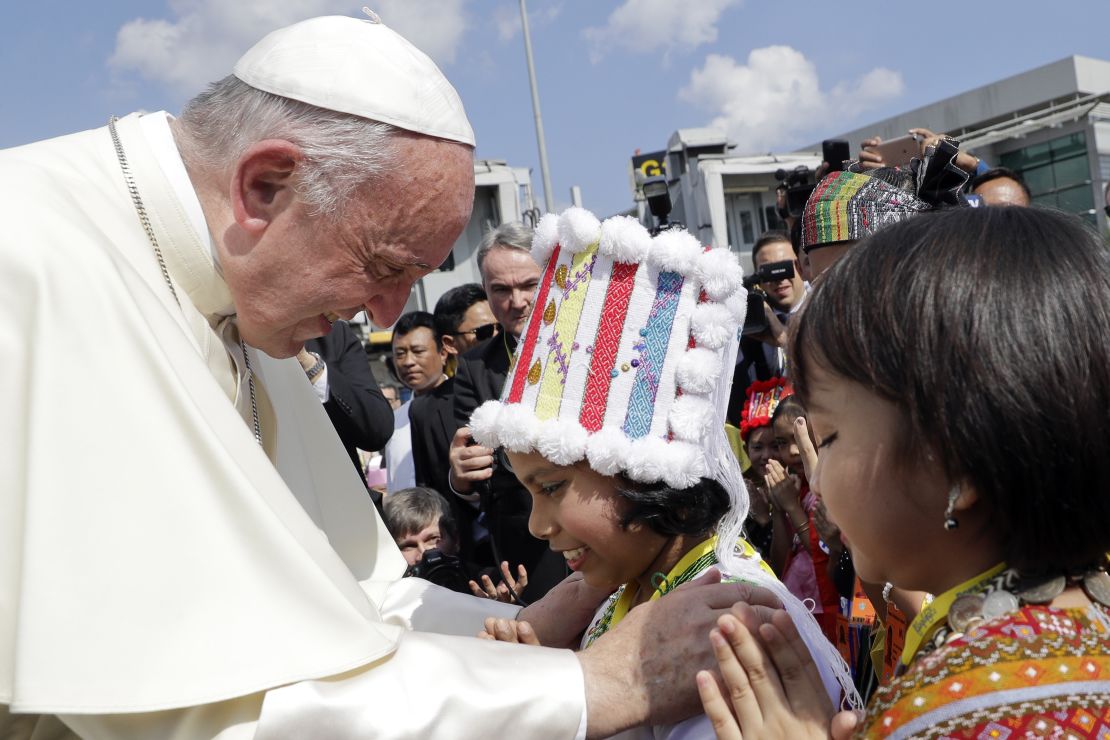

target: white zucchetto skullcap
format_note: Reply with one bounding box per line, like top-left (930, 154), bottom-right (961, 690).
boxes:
top-left (233, 14), bottom-right (475, 147)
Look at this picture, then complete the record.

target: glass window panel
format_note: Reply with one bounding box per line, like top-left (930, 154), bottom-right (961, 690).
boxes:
top-left (1050, 131), bottom-right (1086, 158)
top-left (1016, 142), bottom-right (1052, 169)
top-left (1032, 193), bottom-right (1058, 208)
top-left (740, 210), bottom-right (755, 244)
top-left (1023, 164), bottom-right (1055, 195)
top-left (1052, 155), bottom-right (1090, 189)
top-left (1056, 184), bottom-right (1094, 213)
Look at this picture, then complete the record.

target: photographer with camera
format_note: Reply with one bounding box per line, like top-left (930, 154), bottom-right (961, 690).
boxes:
top-left (384, 486), bottom-right (527, 603)
top-left (733, 232), bottom-right (806, 390)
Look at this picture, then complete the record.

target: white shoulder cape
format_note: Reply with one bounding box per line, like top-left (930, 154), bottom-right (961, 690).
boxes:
top-left (0, 115), bottom-right (409, 713)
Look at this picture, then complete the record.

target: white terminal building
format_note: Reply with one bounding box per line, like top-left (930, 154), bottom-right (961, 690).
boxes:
top-left (643, 55), bottom-right (1110, 269)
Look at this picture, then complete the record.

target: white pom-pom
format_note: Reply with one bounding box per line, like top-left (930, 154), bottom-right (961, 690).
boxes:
top-left (535, 418), bottom-right (589, 466)
top-left (586, 426), bottom-right (632, 476)
top-left (599, 215), bottom-right (651, 264)
top-left (557, 207), bottom-right (601, 255)
top-left (676, 347), bottom-right (722, 394)
top-left (625, 437), bottom-right (669, 484)
top-left (724, 289), bottom-right (749, 325)
top-left (669, 393), bottom-right (714, 442)
top-left (690, 303), bottom-right (736, 349)
top-left (497, 403), bottom-right (538, 453)
top-left (531, 213), bottom-right (560, 264)
top-left (660, 441), bottom-right (705, 489)
top-left (468, 400), bottom-right (503, 448)
top-left (649, 229), bottom-right (701, 275)
top-left (696, 248), bottom-right (744, 301)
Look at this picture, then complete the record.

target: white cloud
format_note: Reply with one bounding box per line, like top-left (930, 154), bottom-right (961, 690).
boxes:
top-left (109, 0), bottom-right (467, 96)
top-left (495, 2), bottom-right (562, 42)
top-left (583, 0), bottom-right (740, 62)
top-left (678, 46), bottom-right (904, 154)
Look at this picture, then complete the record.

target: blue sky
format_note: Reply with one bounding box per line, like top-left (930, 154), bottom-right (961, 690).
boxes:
top-left (4, 1), bottom-right (1110, 218)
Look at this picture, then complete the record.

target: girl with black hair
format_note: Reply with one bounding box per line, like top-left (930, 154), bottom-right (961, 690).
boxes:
top-left (699, 206), bottom-right (1110, 738)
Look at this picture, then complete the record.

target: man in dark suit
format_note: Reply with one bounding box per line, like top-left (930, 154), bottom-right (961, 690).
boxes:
top-left (448, 223), bottom-right (567, 601)
top-left (409, 283), bottom-right (497, 566)
top-left (301, 320), bottom-right (394, 493)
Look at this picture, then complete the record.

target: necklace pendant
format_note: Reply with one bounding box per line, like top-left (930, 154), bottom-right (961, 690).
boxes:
top-left (948, 593), bottom-right (985, 633)
top-left (982, 589), bottom-right (1020, 621)
top-left (1016, 574), bottom-right (1067, 604)
top-left (1082, 571), bottom-right (1110, 608)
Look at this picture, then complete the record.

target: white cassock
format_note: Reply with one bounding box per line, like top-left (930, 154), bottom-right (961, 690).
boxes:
top-left (0, 112), bottom-right (585, 739)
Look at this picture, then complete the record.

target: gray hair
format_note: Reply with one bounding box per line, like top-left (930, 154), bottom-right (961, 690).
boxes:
top-left (383, 487), bottom-right (457, 540)
top-left (176, 75), bottom-right (399, 218)
top-left (476, 222), bottom-right (533, 277)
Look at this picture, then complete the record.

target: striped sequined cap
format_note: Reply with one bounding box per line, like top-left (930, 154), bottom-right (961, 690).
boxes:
top-left (800, 169), bottom-right (930, 250)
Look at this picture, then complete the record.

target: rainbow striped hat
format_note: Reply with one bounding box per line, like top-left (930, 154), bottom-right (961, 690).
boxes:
top-left (468, 208), bottom-right (748, 491)
top-left (800, 169), bottom-right (930, 251)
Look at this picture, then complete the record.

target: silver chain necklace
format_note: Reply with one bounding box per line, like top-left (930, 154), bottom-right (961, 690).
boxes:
top-left (108, 116), bottom-right (262, 447)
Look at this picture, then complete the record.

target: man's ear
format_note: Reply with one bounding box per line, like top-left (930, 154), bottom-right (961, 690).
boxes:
top-left (441, 335), bottom-right (459, 356)
top-left (230, 140), bottom-right (304, 235)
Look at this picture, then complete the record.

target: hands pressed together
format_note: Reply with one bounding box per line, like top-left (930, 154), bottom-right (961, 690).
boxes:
top-left (696, 604), bottom-right (861, 740)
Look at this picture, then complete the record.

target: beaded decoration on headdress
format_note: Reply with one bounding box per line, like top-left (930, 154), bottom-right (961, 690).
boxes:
top-left (739, 377), bottom-right (793, 439)
top-left (468, 208), bottom-right (747, 492)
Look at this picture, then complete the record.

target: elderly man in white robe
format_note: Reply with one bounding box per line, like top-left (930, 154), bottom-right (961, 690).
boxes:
top-left (0, 14), bottom-right (770, 740)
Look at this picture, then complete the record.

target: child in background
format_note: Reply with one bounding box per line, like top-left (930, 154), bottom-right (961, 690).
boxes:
top-left (737, 378), bottom-right (794, 571)
top-left (766, 396), bottom-right (845, 643)
top-left (468, 208), bottom-right (860, 736)
top-left (383, 487), bottom-right (526, 603)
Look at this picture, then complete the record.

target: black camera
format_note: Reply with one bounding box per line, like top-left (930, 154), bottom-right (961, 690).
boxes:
top-left (741, 260), bottom-right (795, 337)
top-left (775, 165), bottom-right (816, 219)
top-left (742, 259), bottom-right (795, 290)
top-left (404, 548), bottom-right (471, 594)
top-left (641, 175), bottom-right (684, 236)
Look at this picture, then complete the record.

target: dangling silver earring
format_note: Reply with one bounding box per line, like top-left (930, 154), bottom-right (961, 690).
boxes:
top-left (943, 484), bottom-right (960, 531)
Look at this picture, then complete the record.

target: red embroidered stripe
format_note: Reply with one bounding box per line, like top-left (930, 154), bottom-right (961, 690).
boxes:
top-left (579, 261), bottom-right (638, 431)
top-left (507, 244), bottom-right (562, 404)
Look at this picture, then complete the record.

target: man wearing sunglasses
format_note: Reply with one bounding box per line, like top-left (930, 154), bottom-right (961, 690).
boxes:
top-left (433, 283), bottom-right (499, 376)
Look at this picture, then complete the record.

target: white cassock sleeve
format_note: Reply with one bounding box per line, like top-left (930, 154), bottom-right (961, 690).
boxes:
top-left (49, 635), bottom-right (586, 740)
top-left (42, 583), bottom-right (587, 740)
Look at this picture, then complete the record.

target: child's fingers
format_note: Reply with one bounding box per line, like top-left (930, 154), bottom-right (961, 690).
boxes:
top-left (468, 580), bottom-right (487, 599)
top-left (696, 670), bottom-right (743, 740)
top-left (719, 611), bottom-right (791, 712)
top-left (794, 417), bottom-right (819, 481)
top-left (759, 613), bottom-right (832, 721)
top-left (517, 620), bottom-right (541, 646)
top-left (491, 618), bottom-right (519, 643)
top-left (710, 622), bottom-right (763, 729)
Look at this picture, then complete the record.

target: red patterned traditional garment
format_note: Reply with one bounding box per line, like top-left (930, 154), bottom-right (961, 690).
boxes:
top-left (861, 604), bottom-right (1110, 738)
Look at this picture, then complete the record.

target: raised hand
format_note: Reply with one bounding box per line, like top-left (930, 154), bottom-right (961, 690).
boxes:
top-left (468, 562), bottom-right (529, 604)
